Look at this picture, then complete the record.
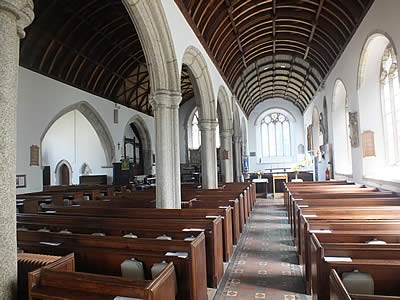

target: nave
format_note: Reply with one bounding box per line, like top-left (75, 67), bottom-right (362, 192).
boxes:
top-left (215, 196), bottom-right (309, 300)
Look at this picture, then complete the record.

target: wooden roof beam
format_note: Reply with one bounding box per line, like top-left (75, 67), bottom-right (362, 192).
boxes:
top-left (304, 0), bottom-right (325, 60)
top-left (255, 61), bottom-right (264, 100)
top-left (224, 0), bottom-right (247, 68)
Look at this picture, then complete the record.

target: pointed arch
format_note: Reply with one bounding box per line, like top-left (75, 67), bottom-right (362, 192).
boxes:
top-left (40, 101), bottom-right (114, 166)
top-left (55, 159), bottom-right (72, 185)
top-left (124, 115), bottom-right (153, 175)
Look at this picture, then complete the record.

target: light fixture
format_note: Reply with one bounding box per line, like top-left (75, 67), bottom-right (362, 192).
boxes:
top-left (113, 103), bottom-right (120, 124)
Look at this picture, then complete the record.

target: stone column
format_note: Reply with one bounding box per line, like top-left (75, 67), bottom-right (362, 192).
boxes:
top-left (199, 119), bottom-right (218, 188)
top-left (233, 135), bottom-right (243, 182)
top-left (150, 90), bottom-right (181, 208)
top-left (219, 129), bottom-right (234, 182)
top-left (0, 1), bottom-right (34, 298)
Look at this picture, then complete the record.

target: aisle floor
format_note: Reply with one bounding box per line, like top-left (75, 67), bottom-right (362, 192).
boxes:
top-left (214, 196), bottom-right (311, 300)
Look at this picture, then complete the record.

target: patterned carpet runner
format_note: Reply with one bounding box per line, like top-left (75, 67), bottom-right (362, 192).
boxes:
top-left (214, 197), bottom-right (310, 299)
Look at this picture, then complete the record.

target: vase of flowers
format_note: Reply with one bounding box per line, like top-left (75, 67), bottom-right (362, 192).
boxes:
top-left (256, 171), bottom-right (263, 179)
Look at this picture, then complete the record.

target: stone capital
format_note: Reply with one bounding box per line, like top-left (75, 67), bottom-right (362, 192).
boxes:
top-left (0, 0), bottom-right (34, 38)
top-left (199, 119), bottom-right (218, 131)
top-left (149, 89), bottom-right (181, 110)
top-left (220, 128), bottom-right (233, 138)
top-left (233, 135), bottom-right (242, 143)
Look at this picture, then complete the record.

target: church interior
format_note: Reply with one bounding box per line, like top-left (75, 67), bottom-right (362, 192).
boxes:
top-left (1, 0), bottom-right (400, 299)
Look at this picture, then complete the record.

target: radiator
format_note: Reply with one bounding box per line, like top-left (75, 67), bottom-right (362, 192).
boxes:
top-left (18, 253), bottom-right (62, 300)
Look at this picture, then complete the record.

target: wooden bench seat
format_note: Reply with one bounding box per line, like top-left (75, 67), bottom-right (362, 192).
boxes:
top-left (290, 197), bottom-right (400, 236)
top-left (329, 269), bottom-right (400, 300)
top-left (19, 231), bottom-right (206, 300)
top-left (17, 213), bottom-right (222, 289)
top-left (183, 190), bottom-right (247, 231)
top-left (41, 206), bottom-right (233, 263)
top-left (28, 253), bottom-right (177, 300)
top-left (304, 225), bottom-right (400, 295)
top-left (310, 236), bottom-right (400, 300)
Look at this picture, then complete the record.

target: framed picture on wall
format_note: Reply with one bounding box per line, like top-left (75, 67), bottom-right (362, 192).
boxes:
top-left (16, 175), bottom-right (26, 188)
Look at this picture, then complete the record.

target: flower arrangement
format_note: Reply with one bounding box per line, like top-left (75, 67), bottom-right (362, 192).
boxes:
top-left (256, 170), bottom-right (263, 179)
top-left (293, 159), bottom-right (307, 179)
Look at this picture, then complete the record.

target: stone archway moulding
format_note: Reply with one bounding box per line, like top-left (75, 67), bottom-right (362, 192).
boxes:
top-left (40, 101), bottom-right (115, 166)
top-left (55, 159), bottom-right (73, 185)
top-left (182, 46), bottom-right (216, 121)
top-left (125, 114), bottom-right (153, 175)
top-left (217, 86), bottom-right (233, 132)
top-left (123, 0), bottom-right (180, 94)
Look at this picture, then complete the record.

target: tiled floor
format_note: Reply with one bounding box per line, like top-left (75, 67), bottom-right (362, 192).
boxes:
top-left (214, 196), bottom-right (311, 300)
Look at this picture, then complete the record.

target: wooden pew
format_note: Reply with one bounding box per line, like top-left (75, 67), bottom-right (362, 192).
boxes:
top-left (296, 204), bottom-right (400, 253)
top-left (17, 213), bottom-right (223, 289)
top-left (306, 226), bottom-right (400, 295)
top-left (310, 237), bottom-right (400, 300)
top-left (183, 190), bottom-right (247, 231)
top-left (189, 198), bottom-right (241, 244)
top-left (288, 189), bottom-right (396, 233)
top-left (298, 208), bottom-right (400, 286)
top-left (28, 252), bottom-right (177, 300)
top-left (41, 206), bottom-right (234, 263)
top-left (298, 206), bottom-right (400, 261)
top-left (329, 268), bottom-right (400, 300)
top-left (284, 180), bottom-right (352, 209)
top-left (291, 197), bottom-right (400, 237)
top-left (19, 230), bottom-right (207, 300)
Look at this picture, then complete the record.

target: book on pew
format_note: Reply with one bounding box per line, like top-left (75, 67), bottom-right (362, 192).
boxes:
top-left (324, 256), bottom-right (352, 262)
top-left (165, 252), bottom-right (188, 258)
top-left (309, 229), bottom-right (332, 233)
top-left (182, 228), bottom-right (205, 232)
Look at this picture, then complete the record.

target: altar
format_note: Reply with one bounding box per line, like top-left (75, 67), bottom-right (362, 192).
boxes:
top-left (252, 178), bottom-right (268, 198)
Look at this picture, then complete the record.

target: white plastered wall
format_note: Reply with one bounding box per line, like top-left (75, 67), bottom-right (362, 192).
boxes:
top-left (17, 67), bottom-right (155, 193)
top-left (303, 0), bottom-right (400, 191)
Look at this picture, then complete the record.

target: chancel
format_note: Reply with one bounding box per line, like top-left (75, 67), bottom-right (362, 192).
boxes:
top-left (1, 0), bottom-right (400, 299)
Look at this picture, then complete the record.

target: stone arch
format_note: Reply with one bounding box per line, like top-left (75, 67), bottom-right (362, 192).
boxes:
top-left (232, 102), bottom-right (243, 182)
top-left (312, 107), bottom-right (320, 152)
top-left (55, 159), bottom-right (72, 185)
top-left (357, 31), bottom-right (397, 90)
top-left (217, 86), bottom-right (233, 131)
top-left (182, 46), bottom-right (216, 121)
top-left (40, 101), bottom-right (115, 166)
top-left (122, 0), bottom-right (180, 94)
top-left (124, 115), bottom-right (153, 175)
top-left (217, 86), bottom-right (234, 182)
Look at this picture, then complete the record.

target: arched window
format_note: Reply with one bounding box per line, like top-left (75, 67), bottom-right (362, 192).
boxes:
top-left (380, 45), bottom-right (400, 163)
top-left (191, 109), bottom-right (201, 149)
top-left (261, 112), bottom-right (291, 157)
top-left (332, 80), bottom-right (352, 175)
top-left (188, 108), bottom-right (220, 149)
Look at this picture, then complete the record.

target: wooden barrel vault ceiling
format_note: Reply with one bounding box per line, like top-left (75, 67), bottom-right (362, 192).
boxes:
top-left (175, 0), bottom-right (375, 115)
top-left (20, 0), bottom-right (374, 118)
